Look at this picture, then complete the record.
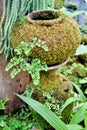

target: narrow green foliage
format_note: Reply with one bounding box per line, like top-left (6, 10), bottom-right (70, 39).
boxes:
top-left (0, 0), bottom-right (20, 58)
top-left (48, 0), bottom-right (55, 9)
top-left (66, 124), bottom-right (83, 130)
top-left (5, 38), bottom-right (48, 86)
top-left (16, 94), bottom-right (68, 130)
top-left (70, 102), bottom-right (87, 124)
top-left (60, 7), bottom-right (86, 18)
top-left (60, 97), bottom-right (79, 113)
top-left (84, 112), bottom-right (87, 128)
top-left (72, 82), bottom-right (87, 102)
top-left (32, 0), bottom-right (55, 11)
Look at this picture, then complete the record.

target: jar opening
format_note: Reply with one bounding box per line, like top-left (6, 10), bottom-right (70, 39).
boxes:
top-left (30, 10), bottom-right (60, 20)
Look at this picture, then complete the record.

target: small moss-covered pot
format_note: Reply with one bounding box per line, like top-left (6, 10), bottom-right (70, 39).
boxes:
top-left (37, 69), bottom-right (73, 101)
top-left (11, 10), bottom-right (81, 65)
top-left (30, 69), bottom-right (73, 124)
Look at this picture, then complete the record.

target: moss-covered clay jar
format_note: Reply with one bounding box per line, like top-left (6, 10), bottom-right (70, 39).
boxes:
top-left (11, 10), bottom-right (81, 65)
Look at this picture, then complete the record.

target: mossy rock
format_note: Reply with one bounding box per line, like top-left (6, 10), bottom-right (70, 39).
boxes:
top-left (11, 10), bottom-right (81, 65)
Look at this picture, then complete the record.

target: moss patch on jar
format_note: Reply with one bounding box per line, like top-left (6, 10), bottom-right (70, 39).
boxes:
top-left (11, 10), bottom-right (81, 65)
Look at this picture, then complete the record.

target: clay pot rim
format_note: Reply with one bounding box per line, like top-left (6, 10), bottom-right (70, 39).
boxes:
top-left (26, 10), bottom-right (61, 24)
top-left (48, 57), bottom-right (70, 70)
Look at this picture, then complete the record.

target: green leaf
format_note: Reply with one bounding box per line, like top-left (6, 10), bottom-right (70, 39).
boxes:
top-left (70, 102), bottom-right (87, 124)
top-left (66, 124), bottom-right (83, 130)
top-left (60, 97), bottom-right (79, 113)
top-left (79, 78), bottom-right (87, 84)
top-left (75, 45), bottom-right (87, 55)
top-left (0, 98), bottom-right (9, 110)
top-left (0, 103), bottom-right (5, 110)
top-left (16, 94), bottom-right (68, 130)
top-left (70, 11), bottom-right (86, 18)
top-left (0, 120), bottom-right (6, 127)
top-left (84, 112), bottom-right (87, 128)
top-left (60, 7), bottom-right (86, 18)
top-left (72, 82), bottom-right (86, 102)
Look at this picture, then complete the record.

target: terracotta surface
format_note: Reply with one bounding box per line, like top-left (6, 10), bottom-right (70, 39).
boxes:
top-left (0, 54), bottom-right (31, 113)
top-left (0, 0), bottom-right (31, 113)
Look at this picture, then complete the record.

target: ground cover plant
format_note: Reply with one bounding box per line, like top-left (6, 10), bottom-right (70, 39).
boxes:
top-left (0, 45), bottom-right (87, 130)
top-left (0, 0), bottom-right (87, 130)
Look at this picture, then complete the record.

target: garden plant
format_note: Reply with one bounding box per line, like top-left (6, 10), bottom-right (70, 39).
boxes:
top-left (0, 0), bottom-right (87, 130)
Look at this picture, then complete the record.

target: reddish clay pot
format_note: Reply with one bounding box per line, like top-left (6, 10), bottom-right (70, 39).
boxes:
top-left (0, 54), bottom-right (31, 113)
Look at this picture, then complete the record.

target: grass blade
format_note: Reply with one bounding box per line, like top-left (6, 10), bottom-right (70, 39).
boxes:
top-left (72, 82), bottom-right (86, 102)
top-left (60, 7), bottom-right (86, 18)
top-left (84, 112), bottom-right (87, 128)
top-left (66, 124), bottom-right (83, 130)
top-left (70, 102), bottom-right (87, 124)
top-left (16, 94), bottom-right (68, 130)
top-left (60, 97), bottom-right (79, 113)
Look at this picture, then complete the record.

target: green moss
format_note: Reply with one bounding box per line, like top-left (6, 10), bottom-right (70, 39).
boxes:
top-left (11, 10), bottom-right (81, 65)
top-left (30, 69), bottom-right (73, 124)
top-left (40, 69), bottom-right (73, 100)
top-left (31, 69), bottom-right (73, 101)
